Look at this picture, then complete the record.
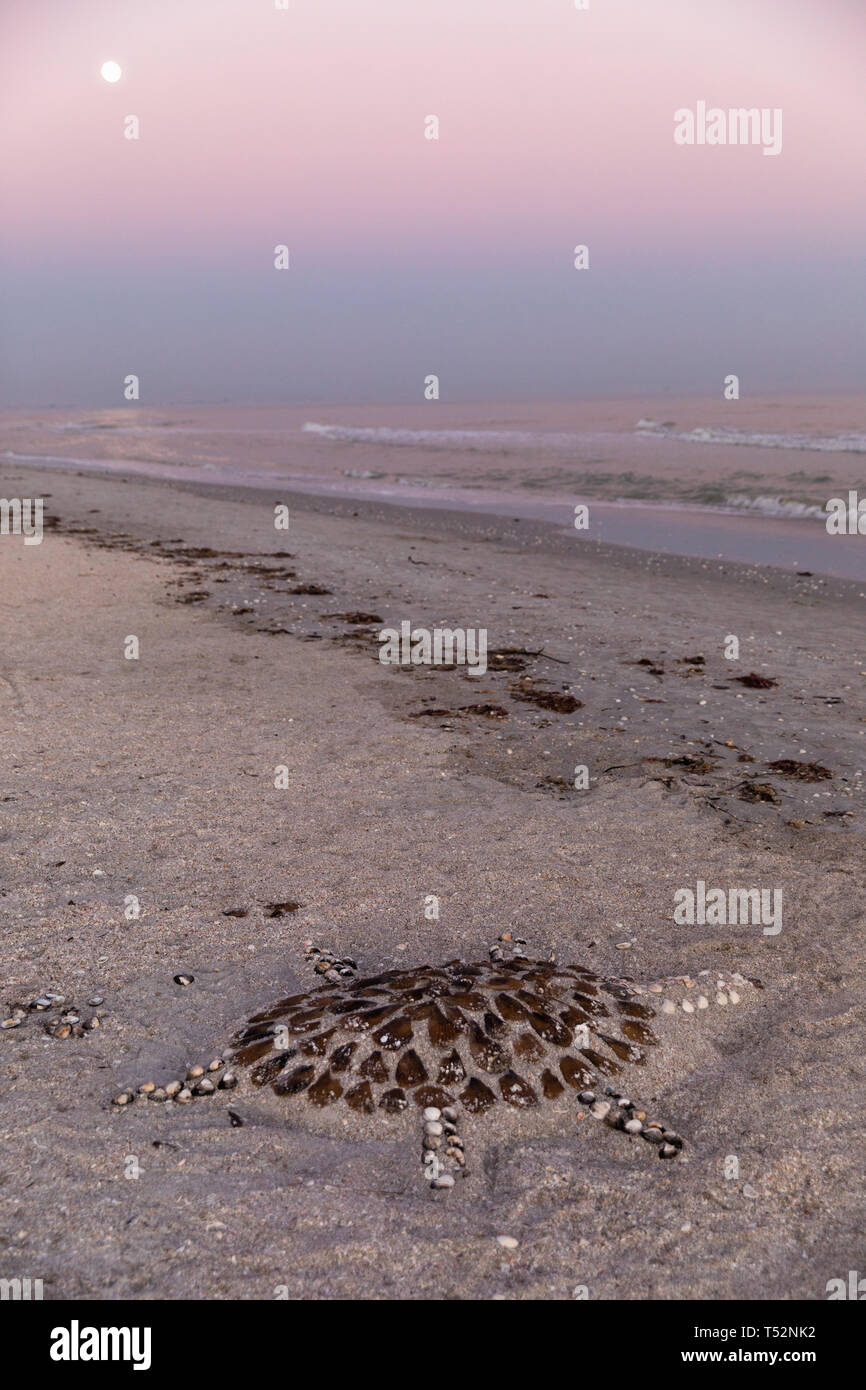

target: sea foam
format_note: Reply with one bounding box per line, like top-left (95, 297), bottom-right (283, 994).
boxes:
top-left (634, 420), bottom-right (866, 454)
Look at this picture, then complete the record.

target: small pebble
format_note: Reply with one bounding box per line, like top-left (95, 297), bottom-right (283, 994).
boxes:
top-left (165, 1081), bottom-right (182, 1097)
top-left (218, 1072), bottom-right (238, 1089)
top-left (659, 1143), bottom-right (678, 1159)
top-left (442, 1107), bottom-right (457, 1121)
top-left (150, 1088), bottom-right (168, 1102)
top-left (590, 1100), bottom-right (611, 1120)
top-left (187, 1065), bottom-right (205, 1080)
top-left (112, 1091), bottom-right (133, 1106)
top-left (1, 1018), bottom-right (22, 1030)
top-left (431, 1175), bottom-right (454, 1189)
top-left (139, 1082), bottom-right (156, 1095)
top-left (194, 1079), bottom-right (215, 1095)
top-left (424, 1121), bottom-right (443, 1137)
top-left (642, 1127), bottom-right (664, 1145)
top-left (175, 1088), bottom-right (193, 1104)
top-left (55, 1024), bottom-right (72, 1039)
top-left (174, 974), bottom-right (194, 987)
top-left (422, 1107), bottom-right (441, 1122)
top-left (496, 1236), bottom-right (519, 1249)
top-left (578, 1090), bottom-right (595, 1104)
top-left (624, 1119), bottom-right (643, 1135)
top-left (448, 1150), bottom-right (466, 1166)
top-left (208, 1059), bottom-right (223, 1072)
top-left (87, 996), bottom-right (104, 1008)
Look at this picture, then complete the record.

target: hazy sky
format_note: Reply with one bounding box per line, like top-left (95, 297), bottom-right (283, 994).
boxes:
top-left (1, 0), bottom-right (864, 406)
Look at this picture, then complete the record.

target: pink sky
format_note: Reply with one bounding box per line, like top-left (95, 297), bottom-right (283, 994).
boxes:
top-left (2, 0), bottom-right (864, 268)
top-left (1, 0), bottom-right (863, 404)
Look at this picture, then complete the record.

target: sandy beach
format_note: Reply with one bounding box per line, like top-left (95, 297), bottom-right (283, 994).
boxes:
top-left (4, 0), bottom-right (866, 1330)
top-left (1, 457), bottom-right (863, 1301)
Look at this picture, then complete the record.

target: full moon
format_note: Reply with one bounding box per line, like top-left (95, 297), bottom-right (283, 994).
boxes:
top-left (100, 60), bottom-right (122, 83)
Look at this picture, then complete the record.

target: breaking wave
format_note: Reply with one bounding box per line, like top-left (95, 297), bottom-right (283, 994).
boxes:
top-left (302, 422), bottom-right (592, 451)
top-left (634, 420), bottom-right (866, 454)
top-left (304, 419), bottom-right (866, 457)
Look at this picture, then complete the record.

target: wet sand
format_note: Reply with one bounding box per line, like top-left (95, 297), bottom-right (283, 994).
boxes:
top-left (6, 453), bottom-right (864, 579)
top-left (0, 461), bottom-right (863, 1301)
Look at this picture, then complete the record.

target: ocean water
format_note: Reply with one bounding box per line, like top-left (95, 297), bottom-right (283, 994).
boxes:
top-left (2, 397), bottom-right (864, 578)
top-left (306, 416), bottom-right (866, 461)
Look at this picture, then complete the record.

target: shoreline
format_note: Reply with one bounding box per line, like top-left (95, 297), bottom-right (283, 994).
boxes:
top-left (4, 450), bottom-right (866, 581)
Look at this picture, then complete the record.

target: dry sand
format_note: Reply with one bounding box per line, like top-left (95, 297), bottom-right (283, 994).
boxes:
top-left (0, 463), bottom-right (863, 1300)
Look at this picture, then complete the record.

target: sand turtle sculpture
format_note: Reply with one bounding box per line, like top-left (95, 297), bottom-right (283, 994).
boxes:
top-left (109, 935), bottom-right (764, 1190)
